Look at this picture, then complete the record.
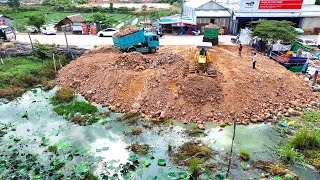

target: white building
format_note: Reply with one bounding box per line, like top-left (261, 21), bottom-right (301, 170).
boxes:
top-left (183, 0), bottom-right (232, 34)
top-left (183, 0), bottom-right (320, 35)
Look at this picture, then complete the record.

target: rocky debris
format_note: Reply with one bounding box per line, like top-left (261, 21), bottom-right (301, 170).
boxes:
top-left (114, 26), bottom-right (139, 38)
top-left (0, 42), bottom-right (87, 58)
top-left (57, 46), bottom-right (320, 125)
top-left (114, 52), bottom-right (184, 71)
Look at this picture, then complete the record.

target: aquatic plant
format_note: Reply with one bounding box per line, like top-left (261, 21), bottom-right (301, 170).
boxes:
top-left (240, 149), bottom-right (251, 161)
top-left (185, 129), bottom-right (206, 137)
top-left (126, 127), bottom-right (142, 136)
top-left (53, 101), bottom-right (98, 118)
top-left (48, 145), bottom-right (58, 154)
top-left (51, 86), bottom-right (75, 105)
top-left (252, 160), bottom-right (299, 179)
top-left (126, 142), bottom-right (152, 156)
top-left (172, 141), bottom-right (213, 165)
top-left (290, 128), bottom-right (320, 150)
top-left (116, 113), bottom-right (140, 125)
top-left (188, 157), bottom-right (202, 177)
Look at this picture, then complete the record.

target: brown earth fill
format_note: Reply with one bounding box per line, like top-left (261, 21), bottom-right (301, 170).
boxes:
top-left (57, 45), bottom-right (319, 125)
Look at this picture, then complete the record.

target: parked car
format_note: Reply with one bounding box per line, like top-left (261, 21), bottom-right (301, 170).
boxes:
top-left (41, 26), bottom-right (57, 35)
top-left (26, 27), bottom-right (38, 34)
top-left (297, 38), bottom-right (317, 47)
top-left (97, 28), bottom-right (118, 37)
top-left (0, 26), bottom-right (16, 42)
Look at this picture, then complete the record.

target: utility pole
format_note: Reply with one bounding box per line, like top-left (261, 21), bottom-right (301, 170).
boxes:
top-left (28, 32), bottom-right (34, 50)
top-left (64, 25), bottom-right (69, 49)
top-left (227, 114), bottom-right (237, 177)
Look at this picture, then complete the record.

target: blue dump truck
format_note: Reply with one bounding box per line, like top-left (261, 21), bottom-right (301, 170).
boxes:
top-left (112, 29), bottom-right (159, 53)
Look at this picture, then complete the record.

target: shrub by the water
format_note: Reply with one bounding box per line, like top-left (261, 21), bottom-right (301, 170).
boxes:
top-left (290, 128), bottom-right (320, 150)
top-left (277, 144), bottom-right (304, 162)
top-left (51, 86), bottom-right (75, 105)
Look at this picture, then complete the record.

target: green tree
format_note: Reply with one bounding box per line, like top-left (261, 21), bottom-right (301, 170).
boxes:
top-left (251, 20), bottom-right (298, 42)
top-left (77, 0), bottom-right (88, 4)
top-left (91, 12), bottom-right (113, 28)
top-left (109, 0), bottom-right (114, 12)
top-left (141, 4), bottom-right (147, 11)
top-left (28, 16), bottom-right (46, 31)
top-left (316, 0), bottom-right (320, 5)
top-left (8, 0), bottom-right (20, 10)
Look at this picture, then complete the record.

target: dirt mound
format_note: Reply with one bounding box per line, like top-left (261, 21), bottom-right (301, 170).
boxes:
top-left (57, 46), bottom-right (320, 125)
top-left (114, 26), bottom-right (139, 37)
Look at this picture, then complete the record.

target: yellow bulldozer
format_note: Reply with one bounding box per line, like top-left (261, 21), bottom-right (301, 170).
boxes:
top-left (189, 43), bottom-right (216, 77)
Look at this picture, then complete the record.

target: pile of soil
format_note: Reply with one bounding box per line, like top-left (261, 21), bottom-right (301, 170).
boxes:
top-left (114, 26), bottom-right (139, 37)
top-left (57, 45), bottom-right (320, 125)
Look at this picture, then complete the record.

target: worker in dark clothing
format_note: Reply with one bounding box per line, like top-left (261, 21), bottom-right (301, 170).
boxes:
top-left (0, 29), bottom-right (5, 41)
top-left (200, 48), bottom-right (207, 56)
top-left (239, 43), bottom-right (243, 57)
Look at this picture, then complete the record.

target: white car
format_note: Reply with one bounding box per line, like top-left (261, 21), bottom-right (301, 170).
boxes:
top-left (97, 28), bottom-right (118, 37)
top-left (297, 38), bottom-right (317, 47)
top-left (41, 26), bottom-right (57, 35)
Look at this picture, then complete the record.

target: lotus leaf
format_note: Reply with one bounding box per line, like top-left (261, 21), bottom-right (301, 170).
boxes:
top-left (128, 154), bottom-right (138, 162)
top-left (66, 154), bottom-right (73, 161)
top-left (167, 172), bottom-right (178, 180)
top-left (158, 159), bottom-right (166, 166)
top-left (136, 168), bottom-right (143, 176)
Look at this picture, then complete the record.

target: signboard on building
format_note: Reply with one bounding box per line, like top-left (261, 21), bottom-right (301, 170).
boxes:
top-left (239, 0), bottom-right (304, 11)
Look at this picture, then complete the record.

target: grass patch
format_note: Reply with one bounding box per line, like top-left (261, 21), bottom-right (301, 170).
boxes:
top-left (304, 149), bottom-right (320, 169)
top-left (302, 110), bottom-right (320, 126)
top-left (51, 86), bottom-right (75, 105)
top-left (53, 101), bottom-right (98, 118)
top-left (276, 128), bottom-right (319, 167)
top-left (290, 128), bottom-right (320, 150)
top-left (0, 55), bottom-right (70, 99)
top-left (172, 141), bottom-right (213, 165)
top-left (277, 143), bottom-right (304, 163)
top-left (188, 157), bottom-right (202, 177)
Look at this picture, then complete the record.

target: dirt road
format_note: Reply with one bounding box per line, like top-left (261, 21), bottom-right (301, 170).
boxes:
top-left (16, 34), bottom-right (235, 48)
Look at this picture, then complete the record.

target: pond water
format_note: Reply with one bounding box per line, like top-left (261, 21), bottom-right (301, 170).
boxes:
top-left (0, 88), bottom-right (319, 179)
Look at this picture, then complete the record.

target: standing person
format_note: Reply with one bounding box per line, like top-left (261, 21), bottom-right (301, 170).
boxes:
top-left (312, 70), bottom-right (318, 86)
top-left (297, 47), bottom-right (303, 57)
top-left (252, 52), bottom-right (258, 69)
top-left (239, 43), bottom-right (243, 57)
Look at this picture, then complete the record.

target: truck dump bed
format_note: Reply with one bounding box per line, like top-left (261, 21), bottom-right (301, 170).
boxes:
top-left (204, 28), bottom-right (219, 39)
top-left (112, 29), bottom-right (145, 49)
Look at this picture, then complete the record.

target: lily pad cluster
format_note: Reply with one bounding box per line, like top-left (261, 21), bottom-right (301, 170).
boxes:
top-left (0, 131), bottom-right (102, 179)
top-left (51, 97), bottom-right (112, 126)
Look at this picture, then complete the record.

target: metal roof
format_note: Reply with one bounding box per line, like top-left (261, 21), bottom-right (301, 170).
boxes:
top-left (195, 10), bottom-right (231, 17)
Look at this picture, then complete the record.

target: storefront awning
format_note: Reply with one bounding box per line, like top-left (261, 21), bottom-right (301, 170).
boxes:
top-left (195, 10), bottom-right (231, 18)
top-left (158, 14), bottom-right (196, 25)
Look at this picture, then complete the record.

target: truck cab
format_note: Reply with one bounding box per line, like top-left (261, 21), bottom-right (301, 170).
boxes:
top-left (144, 33), bottom-right (159, 53)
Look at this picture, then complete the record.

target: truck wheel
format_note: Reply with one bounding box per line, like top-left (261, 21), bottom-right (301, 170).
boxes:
top-left (99, 34), bottom-right (104, 37)
top-left (150, 48), bottom-right (156, 54)
top-left (128, 47), bottom-right (136, 52)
